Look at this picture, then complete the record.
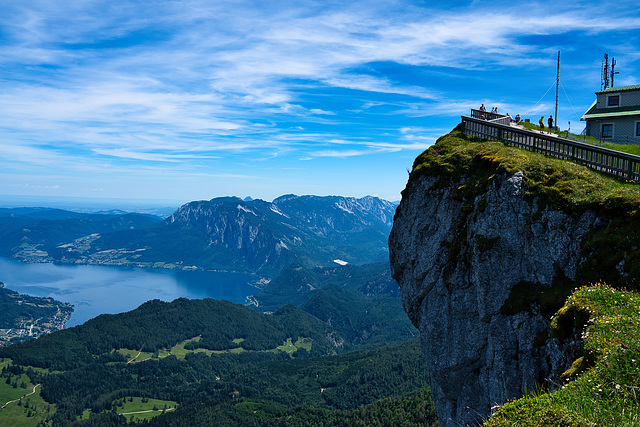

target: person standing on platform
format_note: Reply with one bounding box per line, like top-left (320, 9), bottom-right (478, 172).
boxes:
top-left (539, 116), bottom-right (545, 133)
top-left (548, 115), bottom-right (553, 133)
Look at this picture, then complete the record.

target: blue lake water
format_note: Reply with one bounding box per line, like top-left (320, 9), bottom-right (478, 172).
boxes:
top-left (0, 257), bottom-right (256, 326)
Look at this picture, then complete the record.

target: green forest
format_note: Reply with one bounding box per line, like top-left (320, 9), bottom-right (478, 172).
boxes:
top-left (0, 297), bottom-right (437, 426)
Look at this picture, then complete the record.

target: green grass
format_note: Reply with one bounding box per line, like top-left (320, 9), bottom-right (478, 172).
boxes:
top-left (0, 373), bottom-right (35, 407)
top-left (168, 336), bottom-right (213, 359)
top-left (485, 284), bottom-right (640, 426)
top-left (273, 337), bottom-right (310, 354)
top-left (0, 381), bottom-right (55, 427)
top-left (117, 336), bottom-right (311, 362)
top-left (79, 397), bottom-right (177, 423)
top-left (412, 130), bottom-right (640, 213)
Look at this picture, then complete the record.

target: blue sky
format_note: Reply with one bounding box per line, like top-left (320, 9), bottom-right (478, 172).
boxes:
top-left (1, 0), bottom-right (639, 204)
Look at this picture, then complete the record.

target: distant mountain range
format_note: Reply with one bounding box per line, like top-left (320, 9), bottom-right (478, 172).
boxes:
top-left (0, 195), bottom-right (396, 276)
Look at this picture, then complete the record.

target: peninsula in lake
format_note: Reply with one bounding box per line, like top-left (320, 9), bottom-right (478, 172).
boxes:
top-left (0, 282), bottom-right (72, 347)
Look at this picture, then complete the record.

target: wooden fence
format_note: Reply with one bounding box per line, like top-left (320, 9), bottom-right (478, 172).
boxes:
top-left (461, 110), bottom-right (640, 182)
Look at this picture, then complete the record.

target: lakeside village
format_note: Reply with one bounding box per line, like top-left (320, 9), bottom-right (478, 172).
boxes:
top-left (0, 282), bottom-right (73, 347)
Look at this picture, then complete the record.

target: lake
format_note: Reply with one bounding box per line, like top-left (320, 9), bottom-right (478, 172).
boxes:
top-left (0, 257), bottom-right (256, 326)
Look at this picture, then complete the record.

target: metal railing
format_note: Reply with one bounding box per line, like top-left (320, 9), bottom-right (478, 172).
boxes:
top-left (461, 110), bottom-right (640, 182)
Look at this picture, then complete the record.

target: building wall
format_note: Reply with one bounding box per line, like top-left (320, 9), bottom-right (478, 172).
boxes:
top-left (596, 89), bottom-right (640, 109)
top-left (587, 115), bottom-right (640, 144)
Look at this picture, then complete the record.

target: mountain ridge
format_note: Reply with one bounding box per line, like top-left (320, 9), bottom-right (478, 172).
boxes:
top-left (1, 194), bottom-right (395, 277)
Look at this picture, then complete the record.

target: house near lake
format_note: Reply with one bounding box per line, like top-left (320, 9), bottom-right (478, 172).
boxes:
top-left (582, 84), bottom-right (640, 144)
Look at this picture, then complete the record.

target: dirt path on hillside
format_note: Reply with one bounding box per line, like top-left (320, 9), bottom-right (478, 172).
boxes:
top-left (0, 383), bottom-right (41, 411)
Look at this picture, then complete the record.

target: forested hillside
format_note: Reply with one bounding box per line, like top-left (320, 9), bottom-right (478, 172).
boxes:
top-left (0, 299), bottom-right (436, 426)
top-left (0, 298), bottom-right (337, 371)
top-left (0, 208), bottom-right (161, 263)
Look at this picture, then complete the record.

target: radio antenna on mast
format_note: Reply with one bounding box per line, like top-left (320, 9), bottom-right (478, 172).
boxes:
top-left (611, 57), bottom-right (619, 88)
top-left (602, 53), bottom-right (610, 90)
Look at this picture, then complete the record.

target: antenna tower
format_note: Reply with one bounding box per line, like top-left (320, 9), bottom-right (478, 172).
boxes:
top-left (555, 51), bottom-right (559, 131)
top-left (602, 53), bottom-right (609, 90)
top-left (611, 57), bottom-right (619, 88)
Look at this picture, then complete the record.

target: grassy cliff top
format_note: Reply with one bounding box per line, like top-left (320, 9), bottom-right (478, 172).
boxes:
top-left (410, 129), bottom-right (640, 291)
top-left (410, 128), bottom-right (640, 215)
top-left (486, 284), bottom-right (640, 426)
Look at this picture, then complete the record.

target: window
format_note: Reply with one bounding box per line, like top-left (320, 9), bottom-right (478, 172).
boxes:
top-left (637, 122), bottom-right (640, 137)
top-left (602, 124), bottom-right (613, 138)
top-left (608, 95), bottom-right (620, 107)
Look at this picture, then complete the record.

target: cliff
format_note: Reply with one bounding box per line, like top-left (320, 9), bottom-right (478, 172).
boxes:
top-left (389, 129), bottom-right (640, 426)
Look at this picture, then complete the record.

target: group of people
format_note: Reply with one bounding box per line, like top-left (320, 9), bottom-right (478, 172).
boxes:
top-left (478, 104), bottom-right (520, 123)
top-left (479, 104), bottom-right (555, 133)
top-left (538, 115), bottom-right (554, 134)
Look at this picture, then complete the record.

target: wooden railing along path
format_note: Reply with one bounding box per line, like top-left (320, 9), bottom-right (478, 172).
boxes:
top-left (461, 109), bottom-right (640, 183)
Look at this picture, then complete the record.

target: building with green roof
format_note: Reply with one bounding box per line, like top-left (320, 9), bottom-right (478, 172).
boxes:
top-left (581, 84), bottom-right (640, 144)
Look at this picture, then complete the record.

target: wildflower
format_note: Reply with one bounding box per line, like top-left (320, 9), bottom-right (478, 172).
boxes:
top-left (616, 384), bottom-right (620, 390)
top-left (622, 343), bottom-right (628, 349)
top-left (604, 362), bottom-right (609, 368)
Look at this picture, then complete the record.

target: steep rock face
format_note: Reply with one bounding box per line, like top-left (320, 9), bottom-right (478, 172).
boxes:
top-left (168, 198), bottom-right (294, 272)
top-left (134, 194), bottom-right (395, 274)
top-left (389, 171), bottom-right (592, 427)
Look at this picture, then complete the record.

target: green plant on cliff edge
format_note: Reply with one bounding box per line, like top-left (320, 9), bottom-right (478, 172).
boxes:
top-left (485, 284), bottom-right (640, 427)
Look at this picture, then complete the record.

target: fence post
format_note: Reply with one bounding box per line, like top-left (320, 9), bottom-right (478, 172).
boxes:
top-left (628, 159), bottom-right (634, 181)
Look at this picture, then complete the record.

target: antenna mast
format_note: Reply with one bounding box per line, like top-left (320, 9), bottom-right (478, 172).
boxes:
top-left (602, 53), bottom-right (610, 90)
top-left (611, 57), bottom-right (619, 88)
top-left (555, 51), bottom-right (560, 131)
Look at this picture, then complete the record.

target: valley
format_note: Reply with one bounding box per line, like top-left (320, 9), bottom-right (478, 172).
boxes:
top-left (0, 194), bottom-right (429, 425)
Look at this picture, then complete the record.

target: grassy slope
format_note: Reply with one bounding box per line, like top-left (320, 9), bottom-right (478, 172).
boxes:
top-left (411, 128), bottom-right (640, 213)
top-left (411, 129), bottom-right (640, 426)
top-left (486, 284), bottom-right (640, 426)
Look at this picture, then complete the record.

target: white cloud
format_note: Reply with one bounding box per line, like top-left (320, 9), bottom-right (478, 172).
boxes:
top-left (0, 0), bottom-right (639, 199)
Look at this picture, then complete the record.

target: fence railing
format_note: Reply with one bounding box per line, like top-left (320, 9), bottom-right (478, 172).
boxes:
top-left (461, 111), bottom-right (640, 183)
top-left (470, 109), bottom-right (513, 126)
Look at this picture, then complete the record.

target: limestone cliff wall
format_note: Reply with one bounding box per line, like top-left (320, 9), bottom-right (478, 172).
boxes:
top-left (389, 170), bottom-right (593, 427)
